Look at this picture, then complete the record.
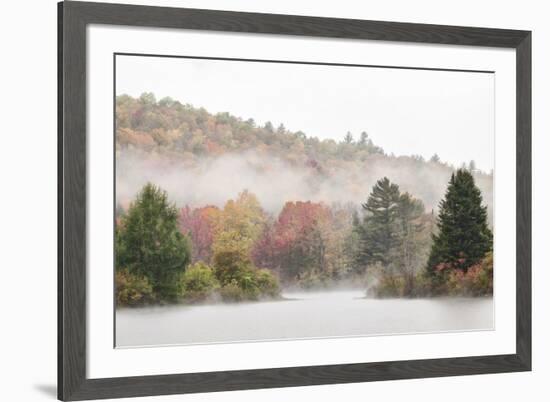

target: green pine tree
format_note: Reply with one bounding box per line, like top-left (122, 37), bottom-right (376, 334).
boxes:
top-left (359, 131), bottom-right (369, 146)
top-left (427, 169), bottom-right (493, 280)
top-left (343, 131), bottom-right (354, 144)
top-left (355, 177), bottom-right (401, 266)
top-left (116, 183), bottom-right (191, 301)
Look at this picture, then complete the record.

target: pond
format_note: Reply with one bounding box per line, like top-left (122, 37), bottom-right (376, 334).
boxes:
top-left (116, 290), bottom-right (494, 347)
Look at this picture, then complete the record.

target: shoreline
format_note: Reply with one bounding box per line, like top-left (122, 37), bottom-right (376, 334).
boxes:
top-left (116, 292), bottom-right (493, 309)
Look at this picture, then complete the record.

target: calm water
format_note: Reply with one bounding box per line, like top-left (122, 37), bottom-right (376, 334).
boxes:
top-left (116, 290), bottom-right (494, 347)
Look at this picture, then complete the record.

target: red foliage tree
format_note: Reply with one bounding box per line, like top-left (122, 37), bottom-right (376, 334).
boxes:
top-left (179, 205), bottom-right (220, 263)
top-left (252, 201), bottom-right (332, 282)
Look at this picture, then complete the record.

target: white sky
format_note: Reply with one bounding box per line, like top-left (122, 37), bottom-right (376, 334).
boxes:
top-left (116, 55), bottom-right (495, 172)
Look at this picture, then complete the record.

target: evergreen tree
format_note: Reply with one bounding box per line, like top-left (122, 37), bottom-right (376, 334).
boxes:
top-left (354, 179), bottom-right (428, 293)
top-left (355, 177), bottom-right (401, 266)
top-left (427, 169), bottom-right (493, 279)
top-left (359, 131), bottom-right (369, 146)
top-left (116, 183), bottom-right (191, 300)
top-left (343, 131), bottom-right (354, 144)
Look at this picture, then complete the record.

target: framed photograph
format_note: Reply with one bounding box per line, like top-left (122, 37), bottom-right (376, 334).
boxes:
top-left (58, 1), bottom-right (531, 400)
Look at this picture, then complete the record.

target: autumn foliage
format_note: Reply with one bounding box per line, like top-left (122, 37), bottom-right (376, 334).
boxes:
top-left (115, 268), bottom-right (155, 306)
top-left (115, 94), bottom-right (494, 304)
top-left (179, 205), bottom-right (220, 263)
top-left (116, 188), bottom-right (281, 305)
top-left (443, 252), bottom-right (493, 296)
top-left (252, 201), bottom-right (332, 283)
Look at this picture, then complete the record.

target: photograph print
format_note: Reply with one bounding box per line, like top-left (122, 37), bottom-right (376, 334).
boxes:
top-left (114, 54), bottom-right (494, 348)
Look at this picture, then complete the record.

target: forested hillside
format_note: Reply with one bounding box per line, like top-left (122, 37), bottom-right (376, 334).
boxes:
top-left (115, 93), bottom-right (494, 305)
top-left (115, 93), bottom-right (493, 218)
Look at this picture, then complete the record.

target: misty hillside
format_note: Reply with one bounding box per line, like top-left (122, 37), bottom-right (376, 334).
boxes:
top-left (115, 93), bottom-right (493, 219)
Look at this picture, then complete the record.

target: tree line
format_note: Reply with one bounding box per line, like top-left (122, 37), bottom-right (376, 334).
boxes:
top-left (115, 169), bottom-right (493, 306)
top-left (116, 93), bottom-right (383, 165)
top-left (116, 184), bottom-right (279, 306)
top-left (353, 170), bottom-right (492, 297)
top-left (115, 93), bottom-right (494, 215)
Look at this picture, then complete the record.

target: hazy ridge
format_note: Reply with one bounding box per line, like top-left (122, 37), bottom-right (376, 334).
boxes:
top-left (115, 93), bottom-right (493, 219)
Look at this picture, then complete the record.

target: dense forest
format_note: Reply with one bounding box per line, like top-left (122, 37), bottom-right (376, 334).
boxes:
top-left (115, 93), bottom-right (493, 306)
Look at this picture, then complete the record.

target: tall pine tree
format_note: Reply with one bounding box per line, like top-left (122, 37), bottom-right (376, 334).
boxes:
top-left (354, 177), bottom-right (401, 266)
top-left (116, 183), bottom-right (191, 300)
top-left (427, 169), bottom-right (493, 279)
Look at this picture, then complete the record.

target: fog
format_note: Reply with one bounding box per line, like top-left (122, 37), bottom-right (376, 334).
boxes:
top-left (116, 149), bottom-right (493, 216)
top-left (116, 291), bottom-right (494, 347)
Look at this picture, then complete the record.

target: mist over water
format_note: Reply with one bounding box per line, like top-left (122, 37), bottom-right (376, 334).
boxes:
top-left (116, 290), bottom-right (494, 347)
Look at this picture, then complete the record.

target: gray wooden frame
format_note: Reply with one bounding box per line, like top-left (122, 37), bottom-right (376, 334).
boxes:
top-left (58, 1), bottom-right (532, 400)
